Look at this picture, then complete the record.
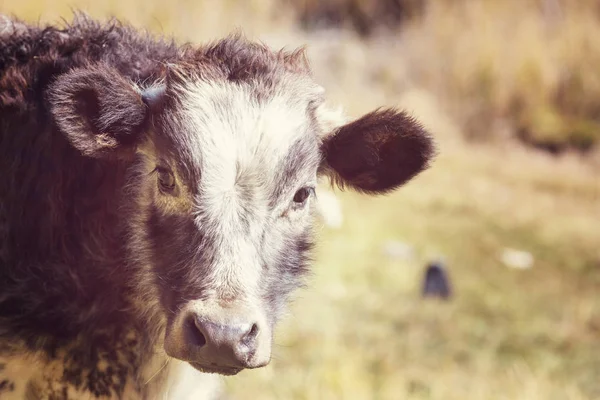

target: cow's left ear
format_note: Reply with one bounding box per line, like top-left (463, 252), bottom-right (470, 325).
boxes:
top-left (47, 65), bottom-right (157, 159)
top-left (319, 108), bottom-right (436, 194)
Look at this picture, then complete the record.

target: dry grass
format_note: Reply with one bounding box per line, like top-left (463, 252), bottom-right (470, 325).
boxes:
top-left (0, 0), bottom-right (294, 41)
top-left (398, 0), bottom-right (600, 152)
top-left (1, 0), bottom-right (600, 399)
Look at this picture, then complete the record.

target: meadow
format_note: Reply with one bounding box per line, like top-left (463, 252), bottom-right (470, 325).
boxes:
top-left (1, 0), bottom-right (599, 398)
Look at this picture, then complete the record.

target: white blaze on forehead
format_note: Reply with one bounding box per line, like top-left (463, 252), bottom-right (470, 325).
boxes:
top-left (174, 79), bottom-right (311, 300)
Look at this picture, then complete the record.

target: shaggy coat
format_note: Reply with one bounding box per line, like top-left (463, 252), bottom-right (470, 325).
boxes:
top-left (0, 14), bottom-right (435, 399)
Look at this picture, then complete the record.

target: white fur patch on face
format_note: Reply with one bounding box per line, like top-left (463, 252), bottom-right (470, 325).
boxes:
top-left (171, 78), bottom-right (320, 302)
top-left (314, 101), bottom-right (347, 139)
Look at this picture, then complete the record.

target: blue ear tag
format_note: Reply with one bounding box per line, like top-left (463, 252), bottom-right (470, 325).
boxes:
top-left (141, 84), bottom-right (167, 111)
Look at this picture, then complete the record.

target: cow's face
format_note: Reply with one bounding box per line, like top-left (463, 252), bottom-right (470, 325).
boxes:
top-left (48, 36), bottom-right (435, 375)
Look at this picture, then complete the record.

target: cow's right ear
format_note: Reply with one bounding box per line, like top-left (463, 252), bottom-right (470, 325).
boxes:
top-left (47, 66), bottom-right (162, 159)
top-left (318, 107), bottom-right (435, 194)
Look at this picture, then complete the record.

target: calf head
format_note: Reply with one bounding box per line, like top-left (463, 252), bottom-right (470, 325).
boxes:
top-left (47, 35), bottom-right (435, 375)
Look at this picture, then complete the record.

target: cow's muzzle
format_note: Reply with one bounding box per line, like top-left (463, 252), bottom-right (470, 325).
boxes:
top-left (164, 300), bottom-right (271, 375)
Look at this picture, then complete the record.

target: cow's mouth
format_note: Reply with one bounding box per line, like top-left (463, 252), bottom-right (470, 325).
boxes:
top-left (189, 362), bottom-right (244, 376)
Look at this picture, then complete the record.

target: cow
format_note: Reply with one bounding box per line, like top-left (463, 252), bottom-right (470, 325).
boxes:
top-left (0, 13), bottom-right (435, 399)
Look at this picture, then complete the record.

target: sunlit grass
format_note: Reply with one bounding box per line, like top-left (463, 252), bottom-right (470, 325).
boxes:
top-left (398, 0), bottom-right (600, 151)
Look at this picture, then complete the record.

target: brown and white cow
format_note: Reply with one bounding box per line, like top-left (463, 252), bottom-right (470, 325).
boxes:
top-left (0, 14), bottom-right (435, 399)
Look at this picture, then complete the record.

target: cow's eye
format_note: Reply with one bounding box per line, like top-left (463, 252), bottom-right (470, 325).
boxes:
top-left (156, 166), bottom-right (176, 194)
top-left (293, 187), bottom-right (314, 206)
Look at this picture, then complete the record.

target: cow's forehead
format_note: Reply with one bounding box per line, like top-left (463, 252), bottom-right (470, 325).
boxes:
top-left (163, 76), bottom-right (322, 199)
top-left (148, 77), bottom-right (322, 301)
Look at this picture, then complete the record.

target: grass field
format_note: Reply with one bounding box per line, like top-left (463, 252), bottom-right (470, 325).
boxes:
top-left (1, 1), bottom-right (599, 399)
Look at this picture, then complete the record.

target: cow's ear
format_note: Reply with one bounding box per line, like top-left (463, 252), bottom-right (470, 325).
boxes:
top-left (47, 66), bottom-right (162, 159)
top-left (319, 108), bottom-right (436, 194)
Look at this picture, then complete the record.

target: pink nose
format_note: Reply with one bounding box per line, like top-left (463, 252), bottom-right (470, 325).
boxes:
top-left (163, 301), bottom-right (272, 374)
top-left (183, 314), bottom-right (261, 369)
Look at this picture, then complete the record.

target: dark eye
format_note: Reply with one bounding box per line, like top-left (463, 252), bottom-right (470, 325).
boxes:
top-left (293, 187), bottom-right (313, 206)
top-left (156, 166), bottom-right (176, 193)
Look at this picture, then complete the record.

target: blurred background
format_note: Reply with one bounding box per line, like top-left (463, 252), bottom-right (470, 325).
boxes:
top-left (2, 0), bottom-right (599, 399)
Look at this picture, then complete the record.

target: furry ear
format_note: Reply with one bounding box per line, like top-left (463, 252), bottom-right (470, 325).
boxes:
top-left (320, 108), bottom-right (436, 194)
top-left (47, 66), bottom-right (150, 159)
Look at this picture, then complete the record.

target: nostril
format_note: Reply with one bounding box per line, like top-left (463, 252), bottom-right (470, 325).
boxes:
top-left (248, 323), bottom-right (259, 339)
top-left (242, 323), bottom-right (259, 345)
top-left (185, 317), bottom-right (206, 348)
